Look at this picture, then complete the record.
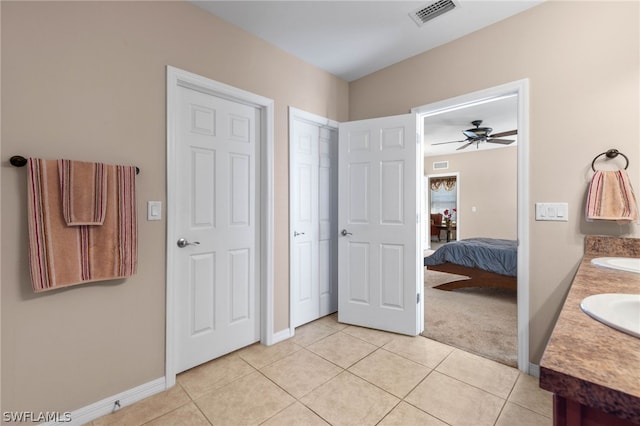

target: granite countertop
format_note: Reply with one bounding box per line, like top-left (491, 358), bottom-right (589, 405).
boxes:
top-left (539, 236), bottom-right (640, 423)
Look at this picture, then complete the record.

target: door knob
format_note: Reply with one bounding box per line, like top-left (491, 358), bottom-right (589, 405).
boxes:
top-left (293, 231), bottom-right (305, 237)
top-left (341, 229), bottom-right (353, 236)
top-left (177, 238), bottom-right (200, 248)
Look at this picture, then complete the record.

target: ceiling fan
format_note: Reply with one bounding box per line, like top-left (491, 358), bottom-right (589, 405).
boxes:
top-left (435, 120), bottom-right (517, 150)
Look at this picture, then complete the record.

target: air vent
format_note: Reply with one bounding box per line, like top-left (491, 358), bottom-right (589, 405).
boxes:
top-left (409, 0), bottom-right (457, 27)
top-left (433, 161), bottom-right (449, 170)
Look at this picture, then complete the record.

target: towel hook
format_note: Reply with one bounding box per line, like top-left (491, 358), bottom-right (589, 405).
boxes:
top-left (591, 149), bottom-right (629, 172)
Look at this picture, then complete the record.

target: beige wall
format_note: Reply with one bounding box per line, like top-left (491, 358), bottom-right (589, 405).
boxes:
top-left (1, 1), bottom-right (348, 414)
top-left (426, 147), bottom-right (517, 240)
top-left (351, 1), bottom-right (640, 363)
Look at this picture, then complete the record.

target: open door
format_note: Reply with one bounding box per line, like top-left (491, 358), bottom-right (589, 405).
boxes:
top-left (338, 114), bottom-right (423, 335)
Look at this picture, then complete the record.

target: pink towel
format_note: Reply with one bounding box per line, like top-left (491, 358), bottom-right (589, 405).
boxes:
top-left (27, 158), bottom-right (137, 292)
top-left (586, 170), bottom-right (639, 223)
top-left (58, 159), bottom-right (107, 225)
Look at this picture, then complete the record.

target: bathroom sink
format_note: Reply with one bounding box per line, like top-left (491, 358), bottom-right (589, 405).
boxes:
top-left (591, 257), bottom-right (640, 274)
top-left (580, 294), bottom-right (640, 338)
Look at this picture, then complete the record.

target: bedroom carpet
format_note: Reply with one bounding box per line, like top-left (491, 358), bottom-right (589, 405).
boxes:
top-left (422, 269), bottom-right (518, 367)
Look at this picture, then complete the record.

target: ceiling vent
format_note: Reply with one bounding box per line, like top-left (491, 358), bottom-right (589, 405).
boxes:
top-left (433, 161), bottom-right (449, 170)
top-left (409, 0), bottom-right (458, 27)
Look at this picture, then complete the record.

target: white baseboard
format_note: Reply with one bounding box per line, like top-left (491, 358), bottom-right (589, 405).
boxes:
top-left (40, 377), bottom-right (166, 426)
top-left (269, 327), bottom-right (294, 345)
top-left (528, 363), bottom-right (540, 378)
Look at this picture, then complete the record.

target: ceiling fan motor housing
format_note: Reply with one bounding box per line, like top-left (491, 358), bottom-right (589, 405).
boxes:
top-left (464, 120), bottom-right (493, 139)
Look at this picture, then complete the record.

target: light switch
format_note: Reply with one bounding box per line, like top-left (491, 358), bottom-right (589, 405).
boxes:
top-left (147, 201), bottom-right (162, 221)
top-left (535, 203), bottom-right (568, 222)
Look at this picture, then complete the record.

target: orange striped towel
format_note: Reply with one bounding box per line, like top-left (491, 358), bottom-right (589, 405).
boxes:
top-left (58, 159), bottom-right (107, 225)
top-left (27, 158), bottom-right (137, 292)
top-left (586, 170), bottom-right (639, 222)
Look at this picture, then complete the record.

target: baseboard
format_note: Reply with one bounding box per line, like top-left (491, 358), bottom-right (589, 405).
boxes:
top-left (529, 363), bottom-right (540, 378)
top-left (270, 327), bottom-right (294, 345)
top-left (40, 377), bottom-right (166, 426)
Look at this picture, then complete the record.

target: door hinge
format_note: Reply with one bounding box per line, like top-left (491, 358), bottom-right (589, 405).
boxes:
top-left (416, 133), bottom-right (420, 145)
top-left (417, 293), bottom-right (420, 304)
top-left (417, 213), bottom-right (420, 224)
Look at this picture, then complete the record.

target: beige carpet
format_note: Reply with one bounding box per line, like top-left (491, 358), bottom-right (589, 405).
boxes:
top-left (421, 269), bottom-right (518, 367)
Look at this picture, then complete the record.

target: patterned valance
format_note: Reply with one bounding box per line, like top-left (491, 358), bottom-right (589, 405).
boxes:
top-left (430, 177), bottom-right (457, 192)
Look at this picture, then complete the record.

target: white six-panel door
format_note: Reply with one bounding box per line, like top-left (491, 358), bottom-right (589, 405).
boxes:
top-left (318, 126), bottom-right (339, 317)
top-left (291, 119), bottom-right (320, 326)
top-left (338, 114), bottom-right (423, 336)
top-left (290, 111), bottom-right (338, 328)
top-left (174, 84), bottom-right (260, 373)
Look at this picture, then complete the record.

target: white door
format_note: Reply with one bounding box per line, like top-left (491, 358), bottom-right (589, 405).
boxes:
top-left (174, 84), bottom-right (260, 373)
top-left (318, 126), bottom-right (339, 317)
top-left (338, 114), bottom-right (423, 335)
top-left (290, 114), bottom-right (338, 328)
top-left (290, 119), bottom-right (320, 327)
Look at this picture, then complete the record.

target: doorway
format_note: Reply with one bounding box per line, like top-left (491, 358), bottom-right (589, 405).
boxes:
top-left (427, 173), bottom-right (459, 249)
top-left (413, 79), bottom-right (530, 372)
top-left (165, 66), bottom-right (275, 387)
top-left (289, 107), bottom-right (339, 328)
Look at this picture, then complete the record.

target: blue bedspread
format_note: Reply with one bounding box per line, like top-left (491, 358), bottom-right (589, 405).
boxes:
top-left (424, 238), bottom-right (517, 276)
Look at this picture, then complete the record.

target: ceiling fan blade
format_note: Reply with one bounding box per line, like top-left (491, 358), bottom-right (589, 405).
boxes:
top-left (432, 138), bottom-right (468, 145)
top-left (490, 129), bottom-right (517, 138)
top-left (456, 141), bottom-right (475, 150)
top-left (487, 138), bottom-right (515, 145)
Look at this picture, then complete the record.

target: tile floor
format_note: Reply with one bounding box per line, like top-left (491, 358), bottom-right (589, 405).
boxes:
top-left (90, 314), bottom-right (552, 425)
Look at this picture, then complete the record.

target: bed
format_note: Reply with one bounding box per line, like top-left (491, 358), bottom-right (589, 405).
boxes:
top-left (423, 238), bottom-right (517, 291)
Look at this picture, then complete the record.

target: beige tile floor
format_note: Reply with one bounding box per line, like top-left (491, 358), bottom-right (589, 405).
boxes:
top-left (91, 314), bottom-right (552, 426)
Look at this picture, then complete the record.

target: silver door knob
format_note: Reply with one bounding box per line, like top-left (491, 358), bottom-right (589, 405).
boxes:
top-left (341, 229), bottom-right (353, 236)
top-left (293, 231), bottom-right (305, 237)
top-left (177, 238), bottom-right (200, 248)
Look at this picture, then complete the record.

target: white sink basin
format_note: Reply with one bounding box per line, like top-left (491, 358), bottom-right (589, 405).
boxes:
top-left (580, 294), bottom-right (640, 338)
top-left (591, 257), bottom-right (640, 274)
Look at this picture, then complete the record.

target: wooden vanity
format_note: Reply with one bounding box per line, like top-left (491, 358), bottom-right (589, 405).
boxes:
top-left (540, 236), bottom-right (640, 426)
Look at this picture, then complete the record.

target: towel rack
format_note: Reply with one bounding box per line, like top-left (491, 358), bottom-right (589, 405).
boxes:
top-left (591, 149), bottom-right (629, 172)
top-left (9, 155), bottom-right (140, 175)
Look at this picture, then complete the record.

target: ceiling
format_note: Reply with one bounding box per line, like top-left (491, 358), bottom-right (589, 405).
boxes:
top-left (423, 94), bottom-right (518, 155)
top-left (193, 1), bottom-right (531, 155)
top-left (193, 0), bottom-right (543, 82)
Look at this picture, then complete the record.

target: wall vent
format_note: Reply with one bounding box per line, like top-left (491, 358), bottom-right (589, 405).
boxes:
top-left (409, 0), bottom-right (457, 27)
top-left (433, 161), bottom-right (449, 170)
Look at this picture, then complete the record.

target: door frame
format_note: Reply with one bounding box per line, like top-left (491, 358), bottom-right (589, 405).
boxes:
top-left (287, 106), bottom-right (338, 336)
top-left (412, 79), bottom-right (530, 373)
top-left (426, 172), bottom-right (460, 249)
top-left (165, 66), bottom-right (275, 387)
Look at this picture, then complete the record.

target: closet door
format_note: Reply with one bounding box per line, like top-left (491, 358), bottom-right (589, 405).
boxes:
top-left (318, 127), bottom-right (338, 317)
top-left (290, 119), bottom-right (320, 327)
top-left (290, 109), bottom-right (339, 329)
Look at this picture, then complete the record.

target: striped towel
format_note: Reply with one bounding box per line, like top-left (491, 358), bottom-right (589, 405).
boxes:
top-left (58, 159), bottom-right (107, 226)
top-left (586, 170), bottom-right (639, 222)
top-left (27, 158), bottom-right (137, 292)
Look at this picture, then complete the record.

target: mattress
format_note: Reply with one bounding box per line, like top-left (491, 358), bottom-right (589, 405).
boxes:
top-left (423, 238), bottom-right (517, 276)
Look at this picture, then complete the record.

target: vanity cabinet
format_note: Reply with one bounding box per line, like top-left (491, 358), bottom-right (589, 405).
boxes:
top-left (552, 395), bottom-right (637, 426)
top-left (539, 236), bottom-right (640, 426)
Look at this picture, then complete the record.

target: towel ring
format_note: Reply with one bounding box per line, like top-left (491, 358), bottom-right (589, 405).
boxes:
top-left (591, 149), bottom-right (629, 172)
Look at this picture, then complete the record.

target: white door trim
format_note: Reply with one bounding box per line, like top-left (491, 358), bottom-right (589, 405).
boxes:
top-left (412, 78), bottom-right (530, 373)
top-left (166, 66), bottom-right (274, 387)
top-left (288, 107), bottom-right (338, 335)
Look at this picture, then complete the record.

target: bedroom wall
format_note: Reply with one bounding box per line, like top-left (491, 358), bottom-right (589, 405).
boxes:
top-left (1, 1), bottom-right (348, 415)
top-left (350, 0), bottom-right (639, 363)
top-left (426, 147), bottom-right (517, 240)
